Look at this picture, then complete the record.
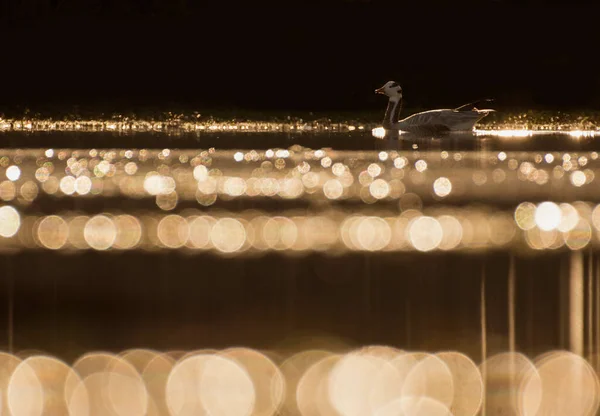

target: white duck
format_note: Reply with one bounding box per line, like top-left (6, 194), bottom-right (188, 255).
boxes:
top-left (375, 81), bottom-right (494, 134)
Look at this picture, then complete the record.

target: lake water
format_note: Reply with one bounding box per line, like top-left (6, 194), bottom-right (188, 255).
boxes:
top-left (0, 116), bottom-right (599, 415)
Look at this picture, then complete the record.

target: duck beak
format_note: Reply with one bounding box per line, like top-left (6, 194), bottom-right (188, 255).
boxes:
top-left (375, 87), bottom-right (386, 95)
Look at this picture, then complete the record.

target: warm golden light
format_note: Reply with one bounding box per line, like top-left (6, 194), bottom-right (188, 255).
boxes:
top-left (0, 147), bottom-right (596, 254)
top-left (0, 345), bottom-right (594, 415)
top-left (0, 205), bottom-right (20, 238)
top-left (211, 218), bottom-right (247, 253)
top-left (408, 216), bottom-right (443, 252)
top-left (433, 177), bottom-right (452, 197)
top-left (372, 127), bottom-right (386, 139)
top-left (5, 165), bottom-right (20, 181)
top-left (84, 215), bottom-right (117, 250)
top-left (323, 179), bottom-right (344, 200)
top-left (369, 179), bottom-right (390, 200)
top-left (36, 215), bottom-right (69, 249)
top-left (535, 202), bottom-right (562, 231)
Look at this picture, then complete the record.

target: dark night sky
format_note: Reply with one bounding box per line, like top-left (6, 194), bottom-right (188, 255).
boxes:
top-left (1, 1), bottom-right (599, 113)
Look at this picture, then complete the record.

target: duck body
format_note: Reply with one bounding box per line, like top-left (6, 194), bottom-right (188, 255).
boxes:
top-left (376, 81), bottom-right (494, 134)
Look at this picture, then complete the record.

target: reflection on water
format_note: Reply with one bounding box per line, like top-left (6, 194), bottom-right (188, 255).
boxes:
top-left (0, 347), bottom-right (598, 416)
top-left (2, 204), bottom-right (600, 253)
top-left (0, 145), bottom-right (600, 253)
top-left (2, 120), bottom-right (600, 413)
top-left (474, 129), bottom-right (597, 138)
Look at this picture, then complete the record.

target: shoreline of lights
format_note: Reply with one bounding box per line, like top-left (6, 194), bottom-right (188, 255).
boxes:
top-left (0, 119), bottom-right (368, 134)
top-left (1, 118), bottom-right (598, 137)
top-left (372, 127), bottom-right (599, 139)
top-left (474, 129), bottom-right (598, 138)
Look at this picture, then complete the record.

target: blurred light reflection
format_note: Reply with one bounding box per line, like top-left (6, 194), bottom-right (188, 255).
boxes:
top-left (0, 346), bottom-right (592, 416)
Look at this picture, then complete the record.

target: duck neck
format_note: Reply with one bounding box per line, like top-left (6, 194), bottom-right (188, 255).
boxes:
top-left (383, 97), bottom-right (403, 128)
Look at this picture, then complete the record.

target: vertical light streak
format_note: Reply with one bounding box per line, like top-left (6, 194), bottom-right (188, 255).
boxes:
top-left (596, 257), bottom-right (600, 370)
top-left (508, 255), bottom-right (516, 353)
top-left (588, 250), bottom-right (593, 360)
top-left (570, 251), bottom-right (584, 356)
top-left (7, 259), bottom-right (14, 353)
top-left (480, 263), bottom-right (487, 416)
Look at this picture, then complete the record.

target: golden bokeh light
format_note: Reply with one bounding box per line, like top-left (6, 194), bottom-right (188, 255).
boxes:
top-left (75, 175), bottom-right (93, 195)
top-left (433, 177), bottom-right (452, 198)
top-left (19, 181), bottom-right (39, 202)
top-left (113, 215), bottom-right (143, 250)
top-left (415, 159), bottom-right (428, 173)
top-left (436, 352), bottom-right (483, 416)
top-left (323, 179), bottom-right (344, 200)
top-left (142, 354), bottom-right (176, 416)
top-left (262, 217), bottom-right (298, 251)
top-left (3, 203), bottom-right (600, 254)
top-left (532, 351), bottom-right (599, 416)
top-left (563, 219), bottom-right (592, 250)
top-left (0, 147), bottom-right (598, 255)
top-left (535, 202), bottom-right (562, 231)
top-left (5, 165), bottom-right (21, 181)
top-left (328, 352), bottom-right (389, 416)
top-left (10, 356), bottom-right (83, 416)
top-left (156, 191), bottom-right (179, 211)
top-left (157, 215), bottom-right (190, 249)
top-left (0, 180), bottom-right (16, 201)
top-left (188, 216), bottom-right (215, 249)
top-left (408, 216), bottom-right (443, 252)
top-left (59, 175), bottom-right (76, 195)
top-left (199, 355), bottom-right (255, 416)
top-left (355, 217), bottom-right (391, 252)
top-left (479, 352), bottom-right (537, 416)
top-left (220, 348), bottom-right (283, 416)
top-left (557, 203), bottom-right (580, 232)
top-left (401, 354), bottom-right (454, 410)
top-left (280, 350), bottom-right (333, 416)
top-left (0, 345), bottom-right (594, 415)
top-left (369, 352), bottom-right (417, 412)
top-left (591, 204), bottom-right (600, 231)
top-left (84, 215), bottom-right (117, 250)
top-left (67, 352), bottom-right (148, 416)
top-left (166, 353), bottom-right (214, 415)
top-left (514, 202), bottom-right (537, 231)
top-left (211, 218), bottom-right (247, 253)
top-left (36, 215), bottom-right (69, 250)
top-left (297, 354), bottom-right (341, 416)
top-left (372, 127), bottom-right (386, 139)
top-left (0, 205), bottom-right (20, 238)
top-left (0, 353), bottom-right (22, 416)
top-left (7, 359), bottom-right (44, 416)
top-left (437, 215), bottom-right (463, 251)
top-left (144, 173), bottom-right (176, 196)
top-left (224, 177), bottom-right (247, 197)
top-left (369, 179), bottom-right (390, 200)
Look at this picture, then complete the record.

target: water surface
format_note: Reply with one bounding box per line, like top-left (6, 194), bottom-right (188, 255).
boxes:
top-left (1, 116), bottom-right (600, 414)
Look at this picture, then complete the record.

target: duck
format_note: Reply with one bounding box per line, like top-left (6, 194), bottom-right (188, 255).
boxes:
top-left (375, 81), bottom-right (495, 134)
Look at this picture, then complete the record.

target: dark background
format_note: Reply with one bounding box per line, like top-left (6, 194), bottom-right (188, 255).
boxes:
top-left (1, 0), bottom-right (599, 115)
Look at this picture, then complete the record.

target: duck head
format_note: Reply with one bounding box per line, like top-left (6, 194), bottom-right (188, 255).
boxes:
top-left (375, 81), bottom-right (403, 99)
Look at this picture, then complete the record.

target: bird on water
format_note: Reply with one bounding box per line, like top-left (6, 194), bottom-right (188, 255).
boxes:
top-left (375, 81), bottom-right (494, 134)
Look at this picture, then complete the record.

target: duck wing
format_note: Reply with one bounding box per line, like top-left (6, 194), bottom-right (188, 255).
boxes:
top-left (399, 109), bottom-right (490, 133)
top-left (403, 124), bottom-right (451, 135)
top-left (454, 98), bottom-right (495, 112)
top-left (398, 110), bottom-right (454, 131)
